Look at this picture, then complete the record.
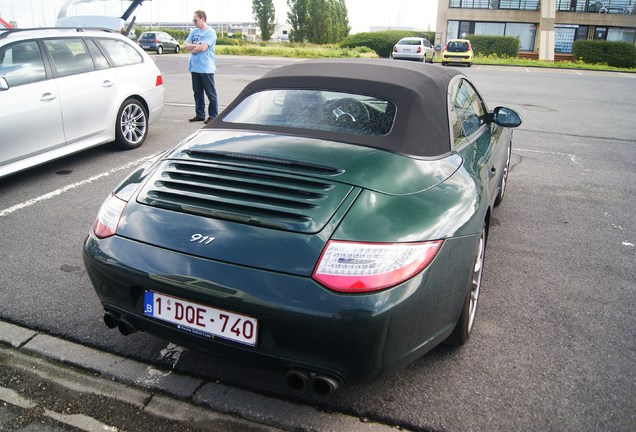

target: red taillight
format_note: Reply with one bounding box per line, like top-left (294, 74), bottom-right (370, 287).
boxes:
top-left (393, 46), bottom-right (397, 52)
top-left (92, 194), bottom-right (127, 239)
top-left (156, 75), bottom-right (163, 86)
top-left (152, 38), bottom-right (158, 43)
top-left (443, 44), bottom-right (448, 51)
top-left (312, 240), bottom-right (443, 293)
top-left (417, 46), bottom-right (422, 53)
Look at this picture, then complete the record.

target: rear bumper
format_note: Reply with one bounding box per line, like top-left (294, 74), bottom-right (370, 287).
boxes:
top-left (83, 232), bottom-right (476, 384)
top-left (142, 85), bottom-right (165, 125)
top-left (441, 54), bottom-right (472, 63)
top-left (392, 52), bottom-right (425, 61)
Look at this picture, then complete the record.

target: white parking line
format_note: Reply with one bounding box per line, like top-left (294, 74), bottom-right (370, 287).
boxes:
top-left (0, 153), bottom-right (160, 218)
top-left (516, 148), bottom-right (581, 166)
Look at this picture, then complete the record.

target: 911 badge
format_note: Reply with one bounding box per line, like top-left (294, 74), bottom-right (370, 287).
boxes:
top-left (190, 234), bottom-right (215, 245)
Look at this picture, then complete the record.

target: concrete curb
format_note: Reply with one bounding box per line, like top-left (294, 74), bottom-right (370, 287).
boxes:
top-left (0, 320), bottom-right (402, 432)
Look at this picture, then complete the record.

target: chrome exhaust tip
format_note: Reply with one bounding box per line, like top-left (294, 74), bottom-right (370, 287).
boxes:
top-left (311, 375), bottom-right (340, 396)
top-left (103, 310), bottom-right (120, 329)
top-left (117, 316), bottom-right (138, 336)
top-left (285, 370), bottom-right (310, 390)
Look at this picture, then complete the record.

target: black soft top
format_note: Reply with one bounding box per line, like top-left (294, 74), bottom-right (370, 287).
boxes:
top-left (212, 58), bottom-right (464, 158)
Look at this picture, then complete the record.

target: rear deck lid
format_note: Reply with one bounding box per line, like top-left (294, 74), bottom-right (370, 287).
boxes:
top-left (116, 130), bottom-right (461, 274)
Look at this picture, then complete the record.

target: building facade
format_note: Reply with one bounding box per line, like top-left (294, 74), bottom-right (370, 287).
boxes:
top-left (436, 0), bottom-right (636, 60)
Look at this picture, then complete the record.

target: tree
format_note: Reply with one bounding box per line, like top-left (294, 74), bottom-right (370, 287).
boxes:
top-left (333, 0), bottom-right (350, 42)
top-left (288, 0), bottom-right (350, 44)
top-left (287, 0), bottom-right (310, 43)
top-left (252, 0), bottom-right (276, 41)
top-left (308, 0), bottom-right (332, 44)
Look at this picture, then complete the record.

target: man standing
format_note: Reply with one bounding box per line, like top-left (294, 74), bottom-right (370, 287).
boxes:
top-left (183, 10), bottom-right (218, 124)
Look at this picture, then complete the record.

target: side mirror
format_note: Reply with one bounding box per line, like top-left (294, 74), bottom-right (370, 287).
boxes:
top-left (0, 77), bottom-right (8, 91)
top-left (492, 106), bottom-right (522, 128)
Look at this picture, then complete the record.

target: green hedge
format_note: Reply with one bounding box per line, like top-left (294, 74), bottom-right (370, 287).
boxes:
top-left (573, 40), bottom-right (636, 68)
top-left (465, 35), bottom-right (519, 57)
top-left (339, 30), bottom-right (420, 58)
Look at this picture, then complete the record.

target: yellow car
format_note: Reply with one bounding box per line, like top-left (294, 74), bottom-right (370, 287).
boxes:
top-left (441, 39), bottom-right (474, 67)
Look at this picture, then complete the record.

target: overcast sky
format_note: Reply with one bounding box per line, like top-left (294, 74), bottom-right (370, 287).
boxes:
top-left (0, 0), bottom-right (438, 33)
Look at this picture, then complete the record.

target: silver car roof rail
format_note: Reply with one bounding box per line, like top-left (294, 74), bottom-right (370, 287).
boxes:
top-left (0, 27), bottom-right (114, 40)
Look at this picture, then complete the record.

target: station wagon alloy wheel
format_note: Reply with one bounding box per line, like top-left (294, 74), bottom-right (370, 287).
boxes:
top-left (115, 98), bottom-right (148, 149)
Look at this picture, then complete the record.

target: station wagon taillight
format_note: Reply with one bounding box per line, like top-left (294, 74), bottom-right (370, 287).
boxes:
top-left (156, 75), bottom-right (163, 86)
top-left (313, 240), bottom-right (443, 293)
top-left (417, 46), bottom-right (422, 53)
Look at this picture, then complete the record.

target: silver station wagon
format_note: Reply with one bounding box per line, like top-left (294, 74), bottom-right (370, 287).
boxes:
top-left (0, 27), bottom-right (165, 178)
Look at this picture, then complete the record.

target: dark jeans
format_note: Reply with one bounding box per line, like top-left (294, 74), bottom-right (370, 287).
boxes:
top-left (191, 72), bottom-right (218, 119)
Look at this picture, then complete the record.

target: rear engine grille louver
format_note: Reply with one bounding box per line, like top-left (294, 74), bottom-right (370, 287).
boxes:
top-left (136, 155), bottom-right (352, 233)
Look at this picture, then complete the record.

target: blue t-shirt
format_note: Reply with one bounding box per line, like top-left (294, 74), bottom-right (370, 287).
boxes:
top-left (185, 26), bottom-right (217, 74)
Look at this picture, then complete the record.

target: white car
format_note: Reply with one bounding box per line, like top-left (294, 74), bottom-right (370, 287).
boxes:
top-left (391, 37), bottom-right (435, 63)
top-left (0, 27), bottom-right (165, 178)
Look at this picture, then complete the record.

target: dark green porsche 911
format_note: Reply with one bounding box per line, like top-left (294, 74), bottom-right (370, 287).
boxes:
top-left (83, 59), bottom-right (521, 395)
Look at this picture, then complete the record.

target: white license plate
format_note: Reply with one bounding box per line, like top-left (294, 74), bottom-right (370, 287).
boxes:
top-left (142, 45), bottom-right (150, 49)
top-left (143, 291), bottom-right (258, 347)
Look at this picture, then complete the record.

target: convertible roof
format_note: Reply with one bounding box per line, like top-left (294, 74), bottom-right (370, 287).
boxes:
top-left (213, 58), bottom-right (464, 158)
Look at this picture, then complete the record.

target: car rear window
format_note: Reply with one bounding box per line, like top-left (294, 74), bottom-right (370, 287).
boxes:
top-left (140, 33), bottom-right (155, 39)
top-left (223, 89), bottom-right (396, 136)
top-left (398, 39), bottom-right (422, 46)
top-left (447, 41), bottom-right (469, 52)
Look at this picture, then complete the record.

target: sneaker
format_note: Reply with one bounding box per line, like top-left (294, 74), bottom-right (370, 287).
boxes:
top-left (204, 117), bottom-right (215, 124)
top-left (189, 116), bottom-right (205, 122)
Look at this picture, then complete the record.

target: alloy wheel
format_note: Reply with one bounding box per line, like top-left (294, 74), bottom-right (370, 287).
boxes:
top-left (119, 103), bottom-right (147, 146)
top-left (467, 227), bottom-right (485, 333)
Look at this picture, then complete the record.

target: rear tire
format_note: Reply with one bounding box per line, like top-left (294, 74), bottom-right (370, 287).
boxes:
top-left (446, 224), bottom-right (486, 346)
top-left (114, 98), bottom-right (148, 150)
top-left (157, 45), bottom-right (163, 55)
top-left (174, 45), bottom-right (180, 53)
top-left (494, 142), bottom-right (512, 206)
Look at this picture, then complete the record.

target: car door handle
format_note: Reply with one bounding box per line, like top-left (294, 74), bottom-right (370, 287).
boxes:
top-left (40, 93), bottom-right (57, 102)
top-left (102, 80), bottom-right (114, 88)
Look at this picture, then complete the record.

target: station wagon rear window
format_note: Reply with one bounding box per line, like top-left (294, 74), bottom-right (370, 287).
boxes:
top-left (223, 89), bottom-right (396, 136)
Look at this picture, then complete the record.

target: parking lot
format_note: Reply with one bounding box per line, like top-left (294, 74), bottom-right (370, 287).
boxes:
top-left (1, 56), bottom-right (634, 431)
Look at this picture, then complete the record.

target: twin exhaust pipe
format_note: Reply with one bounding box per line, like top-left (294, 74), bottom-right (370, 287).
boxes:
top-left (104, 310), bottom-right (341, 395)
top-left (103, 310), bottom-right (138, 336)
top-left (286, 369), bottom-right (341, 395)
